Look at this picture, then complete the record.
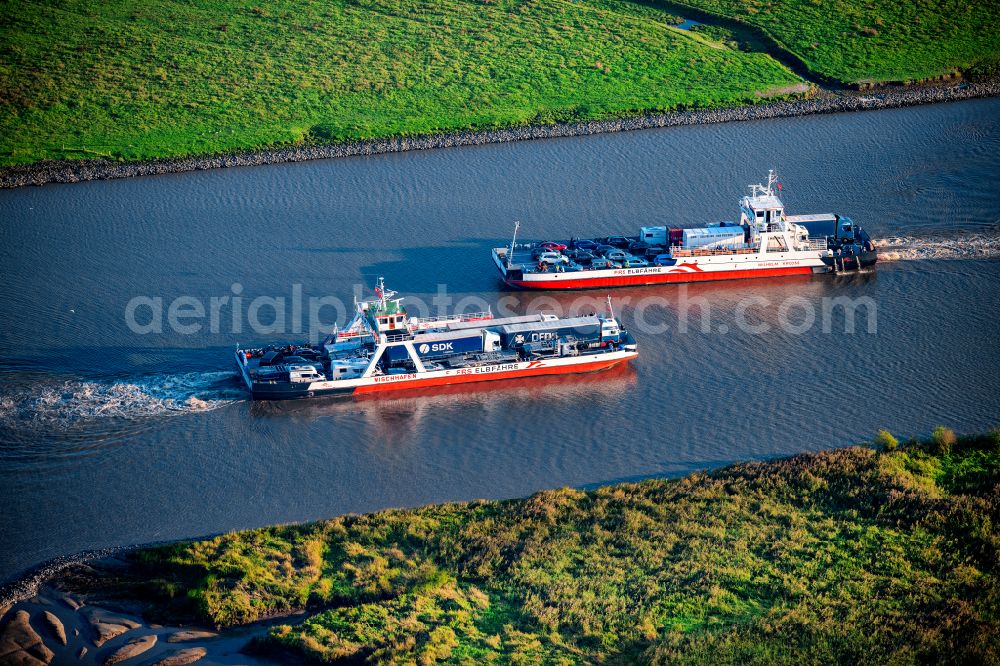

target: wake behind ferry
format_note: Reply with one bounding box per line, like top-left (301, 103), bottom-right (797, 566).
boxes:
top-left (235, 279), bottom-right (637, 400)
top-left (492, 171), bottom-right (877, 289)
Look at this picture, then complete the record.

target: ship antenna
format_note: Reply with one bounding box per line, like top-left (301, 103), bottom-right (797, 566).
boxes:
top-left (508, 220), bottom-right (520, 268)
top-left (606, 295), bottom-right (614, 320)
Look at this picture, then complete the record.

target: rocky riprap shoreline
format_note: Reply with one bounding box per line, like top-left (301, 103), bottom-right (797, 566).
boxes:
top-left (0, 546), bottom-right (135, 614)
top-left (1, 77), bottom-right (998, 189)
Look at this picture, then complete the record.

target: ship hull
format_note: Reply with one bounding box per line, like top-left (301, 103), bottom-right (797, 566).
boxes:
top-left (504, 265), bottom-right (819, 289)
top-left (238, 350), bottom-right (636, 400)
top-left (821, 249), bottom-right (879, 272)
top-left (494, 249), bottom-right (830, 290)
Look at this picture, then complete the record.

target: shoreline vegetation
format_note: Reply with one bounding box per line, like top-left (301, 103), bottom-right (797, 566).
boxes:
top-left (2, 0), bottom-right (999, 187)
top-left (2, 78), bottom-right (999, 189)
top-left (2, 427), bottom-right (997, 664)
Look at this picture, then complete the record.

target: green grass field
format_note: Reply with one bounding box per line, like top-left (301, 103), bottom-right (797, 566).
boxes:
top-left (2, 0), bottom-right (997, 169)
top-left (0, 0), bottom-right (802, 166)
top-left (116, 428), bottom-right (1000, 664)
top-left (675, 0), bottom-right (1000, 83)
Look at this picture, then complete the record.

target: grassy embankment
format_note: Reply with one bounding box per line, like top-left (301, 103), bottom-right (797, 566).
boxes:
top-left (673, 0), bottom-right (1000, 85)
top-left (5, 1), bottom-right (999, 169)
top-left (118, 427), bottom-right (1000, 664)
top-left (0, 0), bottom-right (803, 166)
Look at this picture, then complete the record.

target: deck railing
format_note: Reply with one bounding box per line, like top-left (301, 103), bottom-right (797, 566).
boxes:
top-left (415, 310), bottom-right (492, 325)
top-left (671, 246), bottom-right (758, 257)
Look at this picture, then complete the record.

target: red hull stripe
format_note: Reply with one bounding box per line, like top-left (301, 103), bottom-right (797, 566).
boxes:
top-left (352, 356), bottom-right (631, 394)
top-left (507, 266), bottom-right (814, 289)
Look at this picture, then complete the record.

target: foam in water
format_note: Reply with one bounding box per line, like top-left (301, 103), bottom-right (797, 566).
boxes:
top-left (0, 371), bottom-right (242, 427)
top-left (874, 231), bottom-right (1000, 262)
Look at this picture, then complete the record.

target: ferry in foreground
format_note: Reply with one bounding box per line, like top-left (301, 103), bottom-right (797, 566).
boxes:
top-left (235, 279), bottom-right (637, 400)
top-left (492, 171), bottom-right (877, 289)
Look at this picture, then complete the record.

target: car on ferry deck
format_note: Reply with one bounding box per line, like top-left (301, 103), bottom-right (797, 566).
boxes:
top-left (605, 236), bottom-right (632, 249)
top-left (590, 257), bottom-right (613, 270)
top-left (566, 249), bottom-right (596, 264)
top-left (536, 251), bottom-right (569, 266)
top-left (605, 248), bottom-right (629, 263)
top-left (624, 256), bottom-right (650, 268)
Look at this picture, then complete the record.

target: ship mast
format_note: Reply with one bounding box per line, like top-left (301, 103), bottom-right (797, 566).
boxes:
top-left (508, 220), bottom-right (520, 268)
top-left (375, 276), bottom-right (398, 309)
top-left (749, 169), bottom-right (778, 198)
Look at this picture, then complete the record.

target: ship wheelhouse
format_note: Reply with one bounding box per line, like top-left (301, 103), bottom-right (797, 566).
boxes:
top-left (362, 277), bottom-right (411, 337)
top-left (740, 170), bottom-right (787, 235)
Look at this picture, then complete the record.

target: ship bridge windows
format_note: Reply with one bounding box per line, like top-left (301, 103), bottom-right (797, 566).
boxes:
top-left (752, 209), bottom-right (769, 232)
top-left (751, 207), bottom-right (784, 226)
top-left (377, 314), bottom-right (405, 330)
top-left (767, 236), bottom-right (788, 252)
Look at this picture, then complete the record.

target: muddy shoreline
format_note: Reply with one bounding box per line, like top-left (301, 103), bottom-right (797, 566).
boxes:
top-left (0, 544), bottom-right (157, 610)
top-left (2, 78), bottom-right (998, 189)
top-left (0, 543), bottom-right (289, 665)
top-left (0, 567), bottom-right (291, 666)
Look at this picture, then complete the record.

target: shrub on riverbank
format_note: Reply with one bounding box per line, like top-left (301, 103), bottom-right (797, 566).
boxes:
top-left (873, 428), bottom-right (898, 451)
top-left (122, 428), bottom-right (1000, 664)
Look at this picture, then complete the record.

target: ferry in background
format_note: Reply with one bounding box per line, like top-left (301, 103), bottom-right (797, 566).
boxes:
top-left (236, 279), bottom-right (637, 400)
top-left (492, 171), bottom-right (877, 289)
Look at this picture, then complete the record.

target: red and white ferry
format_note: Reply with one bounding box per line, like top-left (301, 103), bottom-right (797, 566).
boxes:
top-left (236, 279), bottom-right (637, 400)
top-left (492, 171), bottom-right (877, 289)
